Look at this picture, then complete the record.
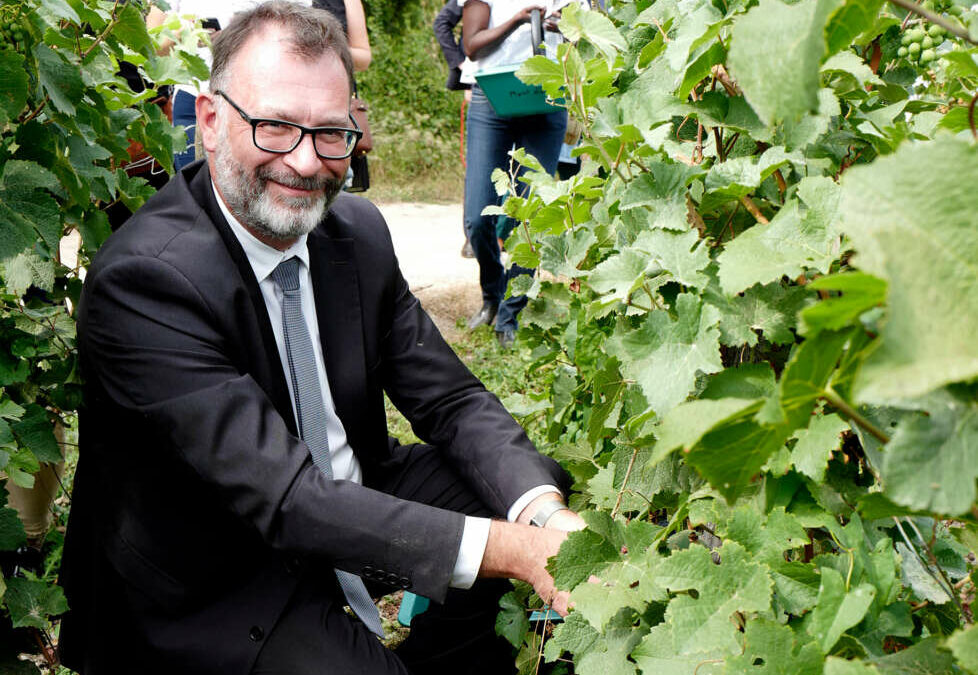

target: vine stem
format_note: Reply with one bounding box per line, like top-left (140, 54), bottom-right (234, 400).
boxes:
top-left (739, 195), bottom-right (769, 224)
top-left (611, 445), bottom-right (640, 519)
top-left (887, 0), bottom-right (978, 45)
top-left (892, 517), bottom-right (964, 615)
top-left (822, 387), bottom-right (891, 445)
top-left (80, 0), bottom-right (123, 59)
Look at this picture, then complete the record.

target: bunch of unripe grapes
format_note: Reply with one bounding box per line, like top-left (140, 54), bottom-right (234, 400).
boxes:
top-left (897, 0), bottom-right (966, 65)
top-left (1, 15), bottom-right (25, 50)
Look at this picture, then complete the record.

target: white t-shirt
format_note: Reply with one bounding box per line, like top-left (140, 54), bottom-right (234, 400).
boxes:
top-left (458, 0), bottom-right (572, 84)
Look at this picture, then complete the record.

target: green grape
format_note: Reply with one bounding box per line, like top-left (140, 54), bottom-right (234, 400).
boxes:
top-left (949, 4), bottom-right (964, 15)
top-left (922, 35), bottom-right (934, 48)
top-left (11, 30), bottom-right (23, 42)
top-left (911, 27), bottom-right (927, 42)
top-left (921, 0), bottom-right (935, 8)
top-left (909, 41), bottom-right (922, 55)
top-left (928, 23), bottom-right (946, 37)
top-left (901, 32), bottom-right (914, 45)
top-left (920, 48), bottom-right (937, 62)
top-left (898, 45), bottom-right (909, 56)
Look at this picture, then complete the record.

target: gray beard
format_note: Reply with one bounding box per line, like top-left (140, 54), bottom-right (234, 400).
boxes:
top-left (213, 127), bottom-right (344, 241)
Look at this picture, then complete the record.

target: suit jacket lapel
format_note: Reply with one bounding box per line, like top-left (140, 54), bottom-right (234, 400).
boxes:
top-left (187, 164), bottom-right (297, 434)
top-left (307, 221), bottom-right (370, 446)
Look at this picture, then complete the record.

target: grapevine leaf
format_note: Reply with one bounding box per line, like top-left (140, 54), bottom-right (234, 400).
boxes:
top-left (0, 205), bottom-right (37, 266)
top-left (33, 43), bottom-right (85, 116)
top-left (895, 543), bottom-right (951, 605)
top-left (800, 272), bottom-right (887, 337)
top-left (112, 3), bottom-right (155, 58)
top-left (1, 251), bottom-right (56, 296)
top-left (550, 529), bottom-right (620, 590)
top-left (4, 577), bottom-right (68, 629)
top-left (791, 412), bottom-right (849, 482)
top-left (630, 622), bottom-right (726, 674)
top-left (838, 137), bottom-right (978, 402)
top-left (632, 228), bottom-right (710, 290)
top-left (806, 567), bottom-right (877, 653)
top-left (853, 602), bottom-right (914, 659)
top-left (576, 631), bottom-right (640, 675)
top-left (768, 560), bottom-right (822, 616)
top-left (495, 590), bottom-right (530, 648)
top-left (706, 276), bottom-right (812, 347)
top-left (607, 293), bottom-right (723, 417)
top-left (651, 397), bottom-right (759, 462)
top-left (687, 417), bottom-right (790, 501)
top-left (11, 404), bottom-right (61, 464)
top-left (824, 0), bottom-right (885, 55)
top-left (0, 504), bottom-right (27, 551)
top-left (872, 637), bottom-right (954, 674)
top-left (726, 619), bottom-right (823, 674)
top-left (656, 542), bottom-right (773, 655)
top-left (947, 624), bottom-right (978, 674)
top-left (38, 0), bottom-right (80, 23)
top-left (0, 49), bottom-right (29, 128)
top-left (824, 657), bottom-right (881, 674)
top-left (728, 0), bottom-right (835, 128)
top-left (587, 248), bottom-right (655, 304)
top-left (717, 199), bottom-right (837, 296)
top-left (701, 363), bottom-right (777, 400)
top-left (544, 611), bottom-right (598, 662)
top-left (558, 4), bottom-right (627, 62)
top-left (571, 554), bottom-right (665, 629)
top-left (879, 391), bottom-right (978, 516)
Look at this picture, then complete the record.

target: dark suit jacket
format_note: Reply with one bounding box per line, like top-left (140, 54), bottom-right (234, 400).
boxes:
top-left (434, 0), bottom-right (471, 91)
top-left (59, 161), bottom-right (566, 674)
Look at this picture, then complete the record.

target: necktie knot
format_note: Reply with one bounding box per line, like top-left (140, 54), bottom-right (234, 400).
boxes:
top-left (271, 257), bottom-right (301, 293)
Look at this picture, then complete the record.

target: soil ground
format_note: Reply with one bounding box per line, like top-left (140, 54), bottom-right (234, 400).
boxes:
top-left (375, 202), bottom-right (481, 342)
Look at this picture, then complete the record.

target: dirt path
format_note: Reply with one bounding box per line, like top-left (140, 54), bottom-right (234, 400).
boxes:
top-left (376, 202), bottom-right (482, 343)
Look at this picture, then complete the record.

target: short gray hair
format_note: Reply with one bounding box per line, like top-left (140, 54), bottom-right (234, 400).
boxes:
top-left (209, 1), bottom-right (354, 94)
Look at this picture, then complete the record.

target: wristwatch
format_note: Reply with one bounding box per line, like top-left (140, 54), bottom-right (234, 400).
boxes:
top-left (529, 500), bottom-right (570, 528)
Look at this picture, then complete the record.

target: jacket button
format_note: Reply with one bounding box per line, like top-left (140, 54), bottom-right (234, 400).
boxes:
top-left (249, 626), bottom-right (264, 642)
top-left (399, 576), bottom-right (410, 589)
top-left (363, 565), bottom-right (375, 578)
top-left (285, 557), bottom-right (302, 575)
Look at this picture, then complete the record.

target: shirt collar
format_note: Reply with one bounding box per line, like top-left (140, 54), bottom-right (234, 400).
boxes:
top-left (212, 180), bottom-right (310, 283)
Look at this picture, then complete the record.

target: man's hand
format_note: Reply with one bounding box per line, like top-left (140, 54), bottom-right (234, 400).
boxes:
top-left (479, 520), bottom-right (572, 615)
top-left (516, 492), bottom-right (586, 532)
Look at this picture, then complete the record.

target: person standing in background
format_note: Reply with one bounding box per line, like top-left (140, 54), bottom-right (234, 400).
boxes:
top-left (460, 0), bottom-right (569, 348)
top-left (433, 0), bottom-right (476, 258)
top-left (312, 0), bottom-right (372, 71)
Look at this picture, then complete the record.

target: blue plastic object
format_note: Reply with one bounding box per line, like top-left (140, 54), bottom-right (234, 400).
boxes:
top-left (397, 591), bottom-right (430, 626)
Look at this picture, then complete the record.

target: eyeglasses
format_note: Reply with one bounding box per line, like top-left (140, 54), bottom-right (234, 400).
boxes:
top-left (214, 89), bottom-right (363, 160)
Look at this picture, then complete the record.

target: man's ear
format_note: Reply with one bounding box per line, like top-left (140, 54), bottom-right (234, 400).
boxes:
top-left (195, 92), bottom-right (219, 154)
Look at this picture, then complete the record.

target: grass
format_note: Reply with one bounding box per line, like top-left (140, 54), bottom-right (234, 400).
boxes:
top-left (366, 129), bottom-right (466, 205)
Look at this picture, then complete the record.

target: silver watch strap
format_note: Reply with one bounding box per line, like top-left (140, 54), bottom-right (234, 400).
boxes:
top-left (529, 500), bottom-right (569, 528)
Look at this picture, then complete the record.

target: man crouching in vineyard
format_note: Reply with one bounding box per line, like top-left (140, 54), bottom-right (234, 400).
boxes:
top-left (57, 3), bottom-right (584, 673)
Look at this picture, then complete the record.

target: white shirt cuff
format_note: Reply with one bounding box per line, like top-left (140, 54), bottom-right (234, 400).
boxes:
top-left (507, 485), bottom-right (563, 523)
top-left (450, 516), bottom-right (491, 589)
top-left (449, 485), bottom-right (564, 589)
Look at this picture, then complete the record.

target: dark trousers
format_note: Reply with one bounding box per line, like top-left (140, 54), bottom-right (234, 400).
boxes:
top-left (251, 443), bottom-right (517, 675)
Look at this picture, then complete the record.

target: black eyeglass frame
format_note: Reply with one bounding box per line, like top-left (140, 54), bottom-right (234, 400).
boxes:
top-left (214, 89), bottom-right (363, 160)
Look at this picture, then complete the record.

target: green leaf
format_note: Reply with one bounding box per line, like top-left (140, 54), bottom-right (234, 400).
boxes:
top-left (824, 657), bottom-right (881, 675)
top-left (632, 228), bottom-right (710, 290)
top-left (559, 3), bottom-right (627, 62)
top-left (4, 577), bottom-right (68, 629)
top-left (873, 637), bottom-right (954, 675)
top-left (544, 611), bottom-right (598, 662)
top-left (607, 293), bottom-right (723, 417)
top-left (631, 621), bottom-right (727, 674)
top-left (587, 248), bottom-right (656, 304)
top-left (2, 251), bottom-right (56, 296)
top-left (652, 397), bottom-right (759, 463)
top-left (550, 529), bottom-right (620, 590)
top-left (0, 49), bottom-right (29, 128)
top-left (717, 199), bottom-right (838, 296)
top-left (11, 404), bottom-right (62, 464)
top-left (0, 504), bottom-right (27, 551)
top-left (947, 624), bottom-right (978, 674)
top-left (728, 0), bottom-right (836, 128)
top-left (496, 590), bottom-right (530, 648)
top-left (838, 137), bottom-right (978, 402)
top-left (879, 391), bottom-right (978, 516)
top-left (38, 0), bottom-right (81, 24)
top-left (706, 277), bottom-right (812, 347)
top-left (806, 567), bottom-right (877, 653)
top-left (571, 553), bottom-right (665, 629)
top-left (824, 0), bottom-right (885, 54)
top-left (656, 542), bottom-right (773, 655)
top-left (895, 542), bottom-right (952, 605)
top-left (112, 3), bottom-right (155, 57)
top-left (800, 272), bottom-right (887, 337)
top-left (791, 412), bottom-right (849, 482)
top-left (33, 43), bottom-right (85, 116)
top-left (726, 619), bottom-right (823, 675)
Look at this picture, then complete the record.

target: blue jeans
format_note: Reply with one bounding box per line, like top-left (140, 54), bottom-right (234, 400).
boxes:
top-left (464, 86), bottom-right (566, 332)
top-left (172, 90), bottom-right (197, 171)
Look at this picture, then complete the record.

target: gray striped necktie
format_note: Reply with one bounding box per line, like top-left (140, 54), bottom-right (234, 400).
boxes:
top-left (270, 257), bottom-right (385, 638)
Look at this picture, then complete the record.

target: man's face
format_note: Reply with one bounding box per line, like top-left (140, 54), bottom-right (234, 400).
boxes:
top-left (200, 28), bottom-right (352, 245)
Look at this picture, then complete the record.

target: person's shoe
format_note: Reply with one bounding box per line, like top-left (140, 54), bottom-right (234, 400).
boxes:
top-left (466, 303), bottom-right (498, 330)
top-left (461, 239), bottom-right (475, 259)
top-left (495, 328), bottom-right (516, 349)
